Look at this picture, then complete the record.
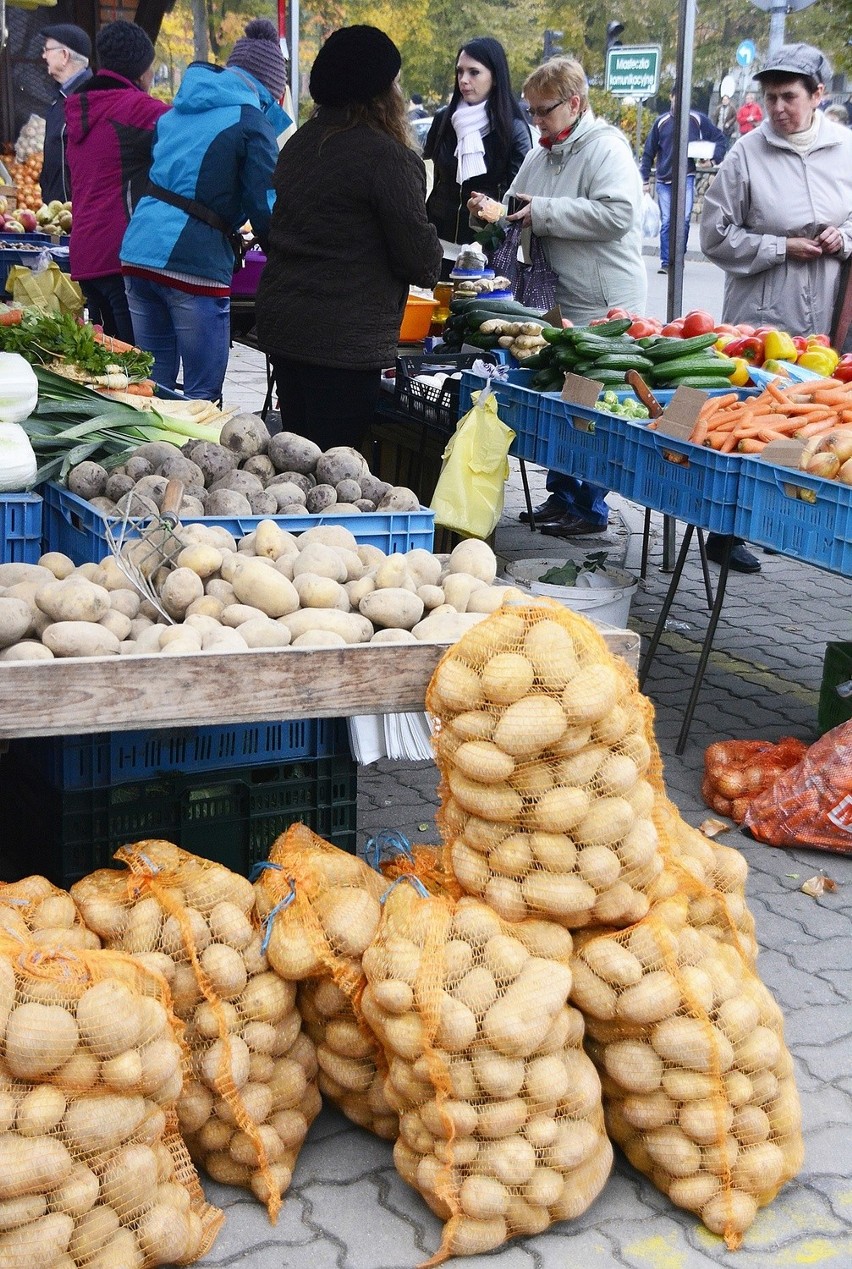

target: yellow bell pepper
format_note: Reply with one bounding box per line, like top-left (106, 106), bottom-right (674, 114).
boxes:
top-left (797, 347), bottom-right (839, 376)
top-left (715, 333), bottom-right (737, 352)
top-left (728, 357), bottom-right (752, 387)
top-left (763, 330), bottom-right (798, 361)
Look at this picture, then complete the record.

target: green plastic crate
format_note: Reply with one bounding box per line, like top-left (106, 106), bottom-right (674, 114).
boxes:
top-left (0, 755), bottom-right (357, 889)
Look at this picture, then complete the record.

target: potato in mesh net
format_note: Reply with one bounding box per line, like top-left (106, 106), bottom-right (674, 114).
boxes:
top-left (0, 875), bottom-right (102, 951)
top-left (428, 604), bottom-right (666, 929)
top-left (570, 891), bottom-right (802, 1249)
top-left (364, 829), bottom-right (462, 900)
top-left (0, 931), bottom-right (222, 1266)
top-left (71, 841), bottom-right (319, 1219)
top-left (360, 885), bottom-right (612, 1263)
top-left (253, 824), bottom-right (398, 1140)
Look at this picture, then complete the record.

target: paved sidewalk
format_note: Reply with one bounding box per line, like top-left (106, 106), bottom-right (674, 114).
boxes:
top-left (203, 341), bottom-right (852, 1268)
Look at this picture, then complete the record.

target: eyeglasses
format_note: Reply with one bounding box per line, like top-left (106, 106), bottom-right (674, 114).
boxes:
top-left (43, 44), bottom-right (65, 54)
top-left (527, 100), bottom-right (566, 119)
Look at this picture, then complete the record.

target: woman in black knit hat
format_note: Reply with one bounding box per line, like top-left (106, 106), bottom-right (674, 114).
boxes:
top-left (256, 25), bottom-right (442, 450)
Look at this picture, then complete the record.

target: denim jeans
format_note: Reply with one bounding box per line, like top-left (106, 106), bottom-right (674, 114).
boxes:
top-left (124, 275), bottom-right (231, 400)
top-left (81, 275), bottom-right (135, 345)
top-left (545, 472), bottom-right (609, 526)
top-left (656, 176), bottom-right (695, 268)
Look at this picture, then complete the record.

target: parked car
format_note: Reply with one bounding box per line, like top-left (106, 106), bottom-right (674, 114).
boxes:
top-left (411, 115), bottom-right (433, 154)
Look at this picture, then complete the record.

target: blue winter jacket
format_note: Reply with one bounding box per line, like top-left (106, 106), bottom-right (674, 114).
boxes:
top-left (640, 108), bottom-right (727, 185)
top-left (121, 62), bottom-right (279, 285)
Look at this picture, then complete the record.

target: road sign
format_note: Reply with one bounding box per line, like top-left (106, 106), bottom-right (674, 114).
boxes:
top-left (736, 40), bottom-right (756, 67)
top-left (606, 46), bottom-right (661, 97)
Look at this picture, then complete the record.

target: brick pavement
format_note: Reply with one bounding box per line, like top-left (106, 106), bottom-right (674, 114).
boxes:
top-left (203, 346), bottom-right (852, 1268)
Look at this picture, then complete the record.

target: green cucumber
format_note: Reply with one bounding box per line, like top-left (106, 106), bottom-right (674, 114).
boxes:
top-left (660, 376), bottom-right (735, 391)
top-left (583, 318), bottom-right (633, 337)
top-left (572, 332), bottom-right (637, 352)
top-left (643, 333), bottom-right (721, 362)
top-left (463, 307), bottom-right (547, 329)
top-left (655, 356), bottom-right (736, 382)
top-left (521, 349), bottom-right (555, 370)
top-left (586, 353), bottom-right (655, 372)
top-left (568, 368), bottom-right (627, 385)
top-left (449, 296), bottom-right (545, 319)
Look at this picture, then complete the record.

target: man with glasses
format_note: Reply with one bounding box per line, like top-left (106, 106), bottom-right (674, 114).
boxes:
top-left (40, 24), bottom-right (92, 204)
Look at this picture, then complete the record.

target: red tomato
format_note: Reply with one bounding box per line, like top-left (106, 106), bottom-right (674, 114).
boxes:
top-left (628, 319), bottom-right (659, 338)
top-left (735, 324), bottom-right (756, 335)
top-left (561, 318), bottom-right (574, 328)
top-left (714, 323), bottom-right (738, 335)
top-left (606, 307), bottom-right (630, 319)
top-left (681, 309), bottom-right (716, 338)
top-left (661, 320), bottom-right (685, 336)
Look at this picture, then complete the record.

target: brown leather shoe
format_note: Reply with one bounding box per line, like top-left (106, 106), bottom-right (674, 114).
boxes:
top-left (539, 514), bottom-right (607, 537)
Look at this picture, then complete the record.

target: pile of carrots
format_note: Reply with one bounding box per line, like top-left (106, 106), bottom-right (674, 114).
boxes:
top-left (685, 378), bottom-right (852, 453)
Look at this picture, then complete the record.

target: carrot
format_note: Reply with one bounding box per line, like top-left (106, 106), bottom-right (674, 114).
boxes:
top-left (767, 381), bottom-right (790, 406)
top-left (737, 439), bottom-right (765, 453)
top-left (690, 417), bottom-right (710, 446)
top-left (91, 330), bottom-right (139, 354)
top-left (796, 418), bottom-right (840, 438)
top-left (125, 381), bottom-right (155, 396)
top-left (720, 433), bottom-right (738, 453)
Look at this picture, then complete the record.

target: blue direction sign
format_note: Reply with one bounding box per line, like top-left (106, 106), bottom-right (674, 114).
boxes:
top-left (736, 40), bottom-right (756, 67)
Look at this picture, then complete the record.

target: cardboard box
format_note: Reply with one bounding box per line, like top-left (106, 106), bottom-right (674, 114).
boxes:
top-left (0, 185), bottom-right (17, 211)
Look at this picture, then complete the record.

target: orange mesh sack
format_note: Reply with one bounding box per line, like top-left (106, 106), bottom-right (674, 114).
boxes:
top-left (253, 824), bottom-right (398, 1140)
top-left (0, 875), bottom-right (102, 950)
top-left (0, 931), bottom-right (223, 1266)
top-left (427, 602), bottom-right (667, 929)
top-left (71, 840), bottom-right (320, 1219)
top-left (702, 738), bottom-right (808, 823)
top-left (360, 885), bottom-right (612, 1264)
top-left (744, 721), bottom-right (852, 853)
top-left (570, 894), bottom-right (803, 1249)
top-left (365, 830), bottom-right (463, 900)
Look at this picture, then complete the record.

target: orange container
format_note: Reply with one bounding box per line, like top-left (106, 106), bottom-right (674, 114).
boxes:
top-left (400, 294), bottom-right (438, 342)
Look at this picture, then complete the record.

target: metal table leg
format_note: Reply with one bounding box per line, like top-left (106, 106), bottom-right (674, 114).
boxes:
top-left (639, 524), bottom-right (694, 690)
top-left (675, 536), bottom-right (732, 754)
top-left (640, 507), bottom-right (652, 580)
top-left (695, 530), bottom-right (715, 611)
top-left (518, 459), bottom-right (537, 532)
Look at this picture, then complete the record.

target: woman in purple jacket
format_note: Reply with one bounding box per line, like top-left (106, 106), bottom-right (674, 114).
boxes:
top-left (65, 21), bottom-right (168, 342)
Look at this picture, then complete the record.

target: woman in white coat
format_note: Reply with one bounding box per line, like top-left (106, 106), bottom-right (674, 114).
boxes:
top-left (469, 56), bottom-right (646, 537)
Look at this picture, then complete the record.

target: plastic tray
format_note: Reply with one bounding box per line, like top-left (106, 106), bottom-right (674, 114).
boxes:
top-left (11, 717), bottom-right (348, 791)
top-left (540, 393), bottom-right (625, 490)
top-left (0, 232), bottom-right (55, 293)
top-left (459, 369), bottom-right (546, 465)
top-left (395, 352), bottom-right (493, 433)
top-left (0, 492), bottom-right (42, 563)
top-left (43, 482), bottom-right (435, 565)
top-left (231, 248), bottom-right (266, 297)
top-left (0, 754), bottom-right (358, 889)
top-left (618, 419), bottom-right (742, 534)
top-left (734, 457), bottom-right (852, 573)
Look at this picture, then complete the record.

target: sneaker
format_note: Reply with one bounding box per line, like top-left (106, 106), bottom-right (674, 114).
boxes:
top-left (539, 514), bottom-right (607, 538)
top-left (658, 265), bottom-right (668, 273)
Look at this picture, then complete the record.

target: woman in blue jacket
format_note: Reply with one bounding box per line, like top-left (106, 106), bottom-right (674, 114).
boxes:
top-left (121, 20), bottom-right (289, 400)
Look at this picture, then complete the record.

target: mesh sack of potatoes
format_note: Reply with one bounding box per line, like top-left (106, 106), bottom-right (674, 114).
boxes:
top-left (363, 830), bottom-right (463, 900)
top-left (427, 602), bottom-right (670, 929)
top-left (570, 891), bottom-right (803, 1249)
top-left (71, 840), bottom-right (319, 1220)
top-left (360, 884), bottom-right (612, 1263)
top-left (253, 824), bottom-right (399, 1140)
top-left (0, 930), bottom-right (223, 1267)
top-left (0, 875), bottom-right (102, 951)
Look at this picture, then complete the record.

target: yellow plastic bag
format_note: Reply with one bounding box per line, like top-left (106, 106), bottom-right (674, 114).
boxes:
top-left (7, 260), bottom-right (84, 315)
top-left (430, 388), bottom-right (515, 540)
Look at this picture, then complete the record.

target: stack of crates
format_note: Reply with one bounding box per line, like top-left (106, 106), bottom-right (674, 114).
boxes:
top-left (0, 718), bottom-right (357, 889)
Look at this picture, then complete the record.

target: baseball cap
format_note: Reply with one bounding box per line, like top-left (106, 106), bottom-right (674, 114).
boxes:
top-left (754, 43), bottom-right (832, 85)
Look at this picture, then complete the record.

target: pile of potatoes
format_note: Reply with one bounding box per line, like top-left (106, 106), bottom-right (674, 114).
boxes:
top-left (253, 826), bottom-right (397, 1141)
top-left (359, 887), bottom-right (612, 1261)
top-left (0, 932), bottom-right (222, 1266)
top-left (428, 603), bottom-right (665, 929)
top-left (570, 894), bottom-right (803, 1248)
top-left (0, 535), bottom-right (527, 660)
top-left (0, 875), bottom-right (102, 951)
top-left (70, 841), bottom-right (320, 1218)
top-left (65, 424), bottom-right (422, 520)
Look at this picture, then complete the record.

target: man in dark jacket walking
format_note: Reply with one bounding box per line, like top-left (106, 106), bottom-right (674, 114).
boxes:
top-left (40, 23), bottom-right (92, 204)
top-left (640, 88), bottom-right (727, 272)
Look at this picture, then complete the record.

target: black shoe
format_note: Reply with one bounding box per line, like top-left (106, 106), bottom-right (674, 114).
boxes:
top-left (519, 495), bottom-right (565, 524)
top-left (705, 539), bottom-right (761, 573)
top-left (539, 514), bottom-right (607, 538)
top-left (658, 265), bottom-right (668, 273)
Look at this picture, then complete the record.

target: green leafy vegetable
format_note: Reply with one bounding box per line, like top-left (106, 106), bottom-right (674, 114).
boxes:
top-left (539, 552), bottom-right (610, 586)
top-left (0, 311), bottom-right (153, 380)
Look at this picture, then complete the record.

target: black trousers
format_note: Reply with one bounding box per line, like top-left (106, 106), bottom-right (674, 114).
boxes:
top-left (271, 358), bottom-right (382, 452)
top-left (80, 274), bottom-right (135, 345)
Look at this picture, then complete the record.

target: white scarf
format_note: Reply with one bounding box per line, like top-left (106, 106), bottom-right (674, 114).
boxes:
top-left (773, 110), bottom-right (821, 153)
top-left (451, 100), bottom-right (489, 185)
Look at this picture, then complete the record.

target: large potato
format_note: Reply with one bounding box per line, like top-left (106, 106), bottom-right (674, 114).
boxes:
top-left (35, 578), bottom-right (111, 624)
top-left (231, 560), bottom-right (300, 617)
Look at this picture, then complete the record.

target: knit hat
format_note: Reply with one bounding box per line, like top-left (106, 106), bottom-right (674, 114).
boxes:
top-left (227, 19), bottom-right (288, 101)
top-left (42, 24), bottom-right (92, 61)
top-left (754, 43), bottom-right (832, 87)
top-left (309, 26), bottom-right (401, 107)
top-left (96, 21), bottom-right (155, 83)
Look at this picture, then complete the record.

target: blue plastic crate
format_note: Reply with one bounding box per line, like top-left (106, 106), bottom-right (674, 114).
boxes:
top-left (734, 458), bottom-right (852, 573)
top-left (612, 386), bottom-right (760, 408)
top-left (539, 393), bottom-right (625, 490)
top-left (11, 716), bottom-right (349, 791)
top-left (459, 369), bottom-right (546, 465)
top-left (618, 420), bottom-right (742, 534)
top-left (0, 492), bottom-right (42, 563)
top-left (43, 482), bottom-right (434, 565)
top-left (0, 233), bottom-right (54, 294)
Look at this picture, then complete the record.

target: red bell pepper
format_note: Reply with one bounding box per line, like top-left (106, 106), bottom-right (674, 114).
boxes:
top-left (807, 333), bottom-right (832, 347)
top-left (724, 335), bottom-right (765, 364)
top-left (791, 336), bottom-right (809, 356)
top-left (834, 354), bottom-right (852, 383)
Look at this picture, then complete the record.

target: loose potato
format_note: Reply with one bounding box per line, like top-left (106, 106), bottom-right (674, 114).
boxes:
top-left (36, 577), bottom-right (111, 624)
top-left (0, 597), bottom-right (33, 647)
top-left (360, 587), bottom-right (424, 630)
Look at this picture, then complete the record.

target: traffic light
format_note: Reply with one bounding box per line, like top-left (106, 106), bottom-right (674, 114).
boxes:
top-left (605, 20), bottom-right (625, 62)
top-left (544, 29), bottom-right (564, 61)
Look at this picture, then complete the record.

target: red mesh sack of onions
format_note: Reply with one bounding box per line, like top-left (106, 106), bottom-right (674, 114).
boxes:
top-left (701, 739), bottom-right (808, 824)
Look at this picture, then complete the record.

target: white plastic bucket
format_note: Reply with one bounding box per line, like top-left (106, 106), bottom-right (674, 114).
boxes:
top-left (507, 559), bottom-right (638, 628)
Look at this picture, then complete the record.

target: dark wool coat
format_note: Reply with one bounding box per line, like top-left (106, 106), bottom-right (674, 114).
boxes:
top-left (256, 110), bottom-right (442, 370)
top-left (424, 108), bottom-right (531, 244)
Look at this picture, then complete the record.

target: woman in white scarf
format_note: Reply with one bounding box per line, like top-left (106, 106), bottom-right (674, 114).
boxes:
top-left (424, 37), bottom-right (531, 271)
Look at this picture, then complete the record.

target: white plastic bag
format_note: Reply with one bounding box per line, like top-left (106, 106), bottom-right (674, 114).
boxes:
top-left (642, 191), bottom-right (661, 239)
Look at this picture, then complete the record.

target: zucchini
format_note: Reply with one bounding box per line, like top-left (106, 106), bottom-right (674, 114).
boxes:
top-left (449, 296), bottom-right (545, 319)
top-left (642, 333), bottom-right (720, 362)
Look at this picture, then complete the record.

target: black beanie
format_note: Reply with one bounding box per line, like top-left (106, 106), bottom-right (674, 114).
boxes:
top-left (96, 20), bottom-right (155, 83)
top-left (227, 18), bottom-right (288, 101)
top-left (42, 24), bottom-right (92, 61)
top-left (309, 26), bottom-right (401, 107)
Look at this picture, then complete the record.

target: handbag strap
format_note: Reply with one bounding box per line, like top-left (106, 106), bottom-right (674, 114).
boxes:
top-left (831, 256), bottom-right (852, 352)
top-left (146, 181), bottom-right (244, 264)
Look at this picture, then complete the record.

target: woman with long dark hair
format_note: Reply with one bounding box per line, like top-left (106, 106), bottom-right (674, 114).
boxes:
top-left (256, 26), bottom-right (442, 450)
top-left (424, 37), bottom-right (531, 262)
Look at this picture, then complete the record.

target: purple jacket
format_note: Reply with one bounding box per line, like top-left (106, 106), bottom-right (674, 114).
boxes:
top-left (65, 71), bottom-right (169, 280)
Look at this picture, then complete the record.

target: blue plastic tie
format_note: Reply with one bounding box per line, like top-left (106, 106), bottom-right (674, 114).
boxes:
top-left (260, 878), bottom-right (296, 954)
top-left (249, 860), bottom-right (283, 883)
top-left (380, 874), bottom-right (429, 904)
top-left (364, 829), bottom-right (413, 872)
